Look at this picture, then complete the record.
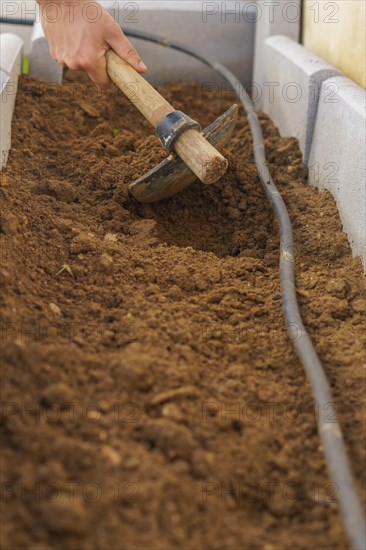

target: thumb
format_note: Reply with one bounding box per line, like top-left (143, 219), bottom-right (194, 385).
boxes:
top-left (105, 25), bottom-right (147, 73)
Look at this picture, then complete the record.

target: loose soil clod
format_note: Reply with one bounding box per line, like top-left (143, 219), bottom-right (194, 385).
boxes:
top-left (1, 72), bottom-right (365, 550)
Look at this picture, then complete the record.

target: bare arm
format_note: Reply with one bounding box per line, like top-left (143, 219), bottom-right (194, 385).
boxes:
top-left (36, 0), bottom-right (147, 89)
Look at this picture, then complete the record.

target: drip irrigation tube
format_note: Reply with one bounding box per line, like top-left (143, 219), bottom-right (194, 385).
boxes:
top-left (123, 29), bottom-right (366, 549)
top-left (0, 17), bottom-right (34, 26)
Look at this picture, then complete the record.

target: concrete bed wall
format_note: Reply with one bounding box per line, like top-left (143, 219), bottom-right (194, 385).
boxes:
top-left (1, 0), bottom-right (365, 268)
top-left (0, 34), bottom-right (23, 170)
top-left (253, 0), bottom-right (366, 269)
top-left (0, 1), bottom-right (35, 53)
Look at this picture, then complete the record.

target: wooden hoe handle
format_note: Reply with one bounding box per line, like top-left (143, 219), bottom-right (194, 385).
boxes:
top-left (106, 50), bottom-right (228, 184)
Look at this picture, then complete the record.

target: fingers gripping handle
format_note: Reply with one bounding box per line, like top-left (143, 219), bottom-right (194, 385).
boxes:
top-left (106, 50), bottom-right (228, 184)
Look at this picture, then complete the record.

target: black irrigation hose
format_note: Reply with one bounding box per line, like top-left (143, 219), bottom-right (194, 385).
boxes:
top-left (123, 29), bottom-right (366, 549)
top-left (0, 17), bottom-right (34, 26)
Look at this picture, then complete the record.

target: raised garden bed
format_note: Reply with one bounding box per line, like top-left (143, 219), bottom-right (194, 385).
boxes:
top-left (1, 72), bottom-right (365, 549)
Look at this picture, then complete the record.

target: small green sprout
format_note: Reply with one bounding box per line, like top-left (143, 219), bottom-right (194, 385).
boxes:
top-left (112, 128), bottom-right (120, 137)
top-left (22, 56), bottom-right (30, 75)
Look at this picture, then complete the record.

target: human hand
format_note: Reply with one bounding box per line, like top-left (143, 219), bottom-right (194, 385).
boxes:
top-left (37, 0), bottom-right (147, 89)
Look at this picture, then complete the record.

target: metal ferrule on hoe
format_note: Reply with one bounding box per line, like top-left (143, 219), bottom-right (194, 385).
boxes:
top-left (155, 111), bottom-right (202, 152)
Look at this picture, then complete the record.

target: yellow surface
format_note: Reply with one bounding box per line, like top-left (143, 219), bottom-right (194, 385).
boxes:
top-left (303, 0), bottom-right (366, 88)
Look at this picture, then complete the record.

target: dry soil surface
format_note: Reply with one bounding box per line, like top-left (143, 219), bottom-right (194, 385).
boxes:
top-left (1, 73), bottom-right (365, 550)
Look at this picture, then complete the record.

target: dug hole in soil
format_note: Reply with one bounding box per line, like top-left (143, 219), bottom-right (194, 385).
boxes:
top-left (1, 71), bottom-right (365, 550)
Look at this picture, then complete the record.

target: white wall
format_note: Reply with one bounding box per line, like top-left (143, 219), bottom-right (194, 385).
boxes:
top-left (104, 1), bottom-right (256, 84)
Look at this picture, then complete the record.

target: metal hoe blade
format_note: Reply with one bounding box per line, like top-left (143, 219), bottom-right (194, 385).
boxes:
top-left (128, 104), bottom-right (239, 203)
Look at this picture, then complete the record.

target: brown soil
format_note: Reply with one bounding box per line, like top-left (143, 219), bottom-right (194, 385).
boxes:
top-left (1, 72), bottom-right (365, 550)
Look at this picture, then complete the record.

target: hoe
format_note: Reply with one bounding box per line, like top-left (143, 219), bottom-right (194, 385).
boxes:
top-left (106, 50), bottom-right (238, 203)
